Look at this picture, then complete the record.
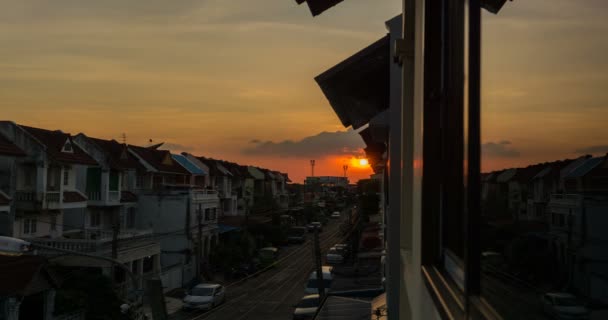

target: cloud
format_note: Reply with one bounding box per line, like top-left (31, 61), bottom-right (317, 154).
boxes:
top-left (162, 142), bottom-right (195, 153)
top-left (575, 145), bottom-right (608, 155)
top-left (482, 141), bottom-right (520, 158)
top-left (243, 130), bottom-right (365, 158)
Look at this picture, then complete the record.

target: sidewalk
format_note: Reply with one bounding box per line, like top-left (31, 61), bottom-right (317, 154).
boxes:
top-left (144, 289), bottom-right (185, 319)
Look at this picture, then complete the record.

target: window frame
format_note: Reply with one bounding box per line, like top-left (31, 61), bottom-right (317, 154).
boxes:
top-left (63, 169), bottom-right (69, 186)
top-left (419, 0), bottom-right (491, 319)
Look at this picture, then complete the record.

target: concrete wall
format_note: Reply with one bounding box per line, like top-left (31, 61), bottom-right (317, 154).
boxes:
top-left (13, 210), bottom-right (64, 239)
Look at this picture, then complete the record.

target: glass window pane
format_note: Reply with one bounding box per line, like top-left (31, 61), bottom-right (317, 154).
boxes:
top-left (481, 2), bottom-right (608, 319)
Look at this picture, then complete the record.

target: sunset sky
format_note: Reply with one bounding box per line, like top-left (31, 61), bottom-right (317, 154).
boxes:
top-left (1, 1), bottom-right (607, 182)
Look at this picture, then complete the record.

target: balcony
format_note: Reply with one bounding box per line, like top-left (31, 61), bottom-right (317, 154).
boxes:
top-left (87, 189), bottom-right (122, 206)
top-left (63, 227), bottom-right (154, 241)
top-left (191, 189), bottom-right (219, 202)
top-left (14, 190), bottom-right (88, 210)
top-left (32, 228), bottom-right (155, 254)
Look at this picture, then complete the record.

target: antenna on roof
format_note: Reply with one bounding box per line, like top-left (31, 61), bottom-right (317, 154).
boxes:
top-left (121, 133), bottom-right (127, 144)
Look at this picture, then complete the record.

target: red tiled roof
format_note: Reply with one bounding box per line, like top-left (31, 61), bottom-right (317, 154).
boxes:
top-left (120, 190), bottom-right (138, 203)
top-left (20, 126), bottom-right (97, 165)
top-left (0, 192), bottom-right (10, 205)
top-left (0, 255), bottom-right (57, 297)
top-left (129, 145), bottom-right (189, 175)
top-left (88, 137), bottom-right (145, 171)
top-left (0, 134), bottom-right (26, 157)
top-left (63, 191), bottom-right (87, 203)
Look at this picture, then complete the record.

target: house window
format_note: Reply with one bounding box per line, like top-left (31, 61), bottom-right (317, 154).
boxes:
top-left (63, 170), bottom-right (69, 186)
top-left (136, 175), bottom-right (144, 188)
top-left (62, 140), bottom-right (73, 153)
top-left (90, 211), bottom-right (100, 227)
top-left (23, 219), bottom-right (37, 234)
top-left (126, 208), bottom-right (136, 229)
top-left (50, 215), bottom-right (57, 231)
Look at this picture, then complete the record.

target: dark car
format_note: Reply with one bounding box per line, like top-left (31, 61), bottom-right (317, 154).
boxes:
top-left (288, 227), bottom-right (307, 244)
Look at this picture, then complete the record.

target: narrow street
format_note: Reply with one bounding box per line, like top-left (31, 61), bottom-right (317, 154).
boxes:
top-left (170, 216), bottom-right (348, 320)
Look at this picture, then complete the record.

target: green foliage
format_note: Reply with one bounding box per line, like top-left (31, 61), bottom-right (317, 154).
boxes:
top-left (248, 223), bottom-right (287, 247)
top-left (210, 232), bottom-right (257, 270)
top-left (54, 271), bottom-right (123, 320)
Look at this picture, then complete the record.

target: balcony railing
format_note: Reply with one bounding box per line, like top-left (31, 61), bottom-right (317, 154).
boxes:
top-left (15, 191), bottom-right (36, 201)
top-left (87, 191), bottom-right (102, 201)
top-left (108, 191), bottom-right (120, 202)
top-left (31, 228), bottom-right (156, 254)
top-left (30, 238), bottom-right (102, 253)
top-left (192, 189), bottom-right (218, 201)
top-left (46, 192), bottom-right (61, 203)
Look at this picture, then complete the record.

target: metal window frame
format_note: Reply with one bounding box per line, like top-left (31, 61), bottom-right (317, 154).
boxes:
top-left (419, 0), bottom-right (495, 319)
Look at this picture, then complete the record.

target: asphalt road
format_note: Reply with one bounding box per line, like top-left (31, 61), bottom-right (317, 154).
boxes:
top-left (170, 215), bottom-right (348, 320)
top-left (481, 272), bottom-right (550, 320)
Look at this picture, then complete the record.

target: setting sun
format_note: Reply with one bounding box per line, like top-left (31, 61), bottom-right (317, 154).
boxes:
top-left (358, 158), bottom-right (369, 167)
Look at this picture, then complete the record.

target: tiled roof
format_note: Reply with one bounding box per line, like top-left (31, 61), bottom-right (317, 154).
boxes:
top-left (197, 157), bottom-right (221, 176)
top-left (87, 137), bottom-right (144, 171)
top-left (0, 133), bottom-right (26, 157)
top-left (20, 125), bottom-right (97, 165)
top-left (0, 191), bottom-right (10, 205)
top-left (120, 191), bottom-right (137, 203)
top-left (172, 154), bottom-right (206, 175)
top-left (0, 255), bottom-right (57, 297)
top-left (511, 164), bottom-right (546, 183)
top-left (63, 191), bottom-right (87, 203)
top-left (128, 145), bottom-right (189, 175)
top-left (565, 156), bottom-right (605, 179)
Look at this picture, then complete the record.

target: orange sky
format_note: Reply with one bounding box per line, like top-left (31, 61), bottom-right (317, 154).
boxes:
top-left (1, 1), bottom-right (607, 181)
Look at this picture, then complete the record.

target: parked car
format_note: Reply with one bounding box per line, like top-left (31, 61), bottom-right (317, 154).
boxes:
top-left (331, 211), bottom-right (341, 219)
top-left (311, 222), bottom-right (322, 232)
top-left (541, 292), bottom-right (589, 320)
top-left (293, 294), bottom-right (320, 320)
top-left (182, 283), bottom-right (226, 311)
top-left (258, 247), bottom-right (279, 266)
top-left (304, 270), bottom-right (333, 294)
top-left (288, 227), bottom-right (308, 243)
top-left (325, 247), bottom-right (345, 265)
top-left (332, 244), bottom-right (349, 258)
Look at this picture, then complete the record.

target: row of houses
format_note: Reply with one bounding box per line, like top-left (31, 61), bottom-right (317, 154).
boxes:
top-left (0, 121), bottom-right (290, 319)
top-left (482, 154), bottom-right (608, 303)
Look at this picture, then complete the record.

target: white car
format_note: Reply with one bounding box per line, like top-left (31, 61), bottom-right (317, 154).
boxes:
top-left (541, 292), bottom-right (589, 320)
top-left (331, 212), bottom-right (341, 219)
top-left (183, 283), bottom-right (226, 311)
top-left (325, 247), bottom-right (344, 265)
top-left (293, 294), bottom-right (320, 320)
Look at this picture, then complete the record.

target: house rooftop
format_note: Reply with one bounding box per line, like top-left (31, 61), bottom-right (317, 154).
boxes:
top-left (565, 156), bottom-right (605, 179)
top-left (172, 154), bottom-right (207, 175)
top-left (0, 255), bottom-right (58, 297)
top-left (0, 133), bottom-right (26, 157)
top-left (81, 136), bottom-right (144, 171)
top-left (20, 125), bottom-right (97, 165)
top-left (128, 144), bottom-right (189, 175)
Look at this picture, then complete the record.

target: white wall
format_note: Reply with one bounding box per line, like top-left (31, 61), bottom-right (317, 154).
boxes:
top-left (13, 211), bottom-right (64, 239)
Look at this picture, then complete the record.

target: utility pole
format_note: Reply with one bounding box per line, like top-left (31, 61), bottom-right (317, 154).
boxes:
top-left (342, 164), bottom-right (348, 178)
top-left (310, 160), bottom-right (316, 177)
top-left (111, 209), bottom-right (120, 285)
top-left (313, 227), bottom-right (325, 300)
top-left (197, 211), bottom-right (203, 282)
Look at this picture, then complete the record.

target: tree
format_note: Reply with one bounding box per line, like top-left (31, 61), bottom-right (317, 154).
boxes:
top-left (54, 270), bottom-right (124, 320)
